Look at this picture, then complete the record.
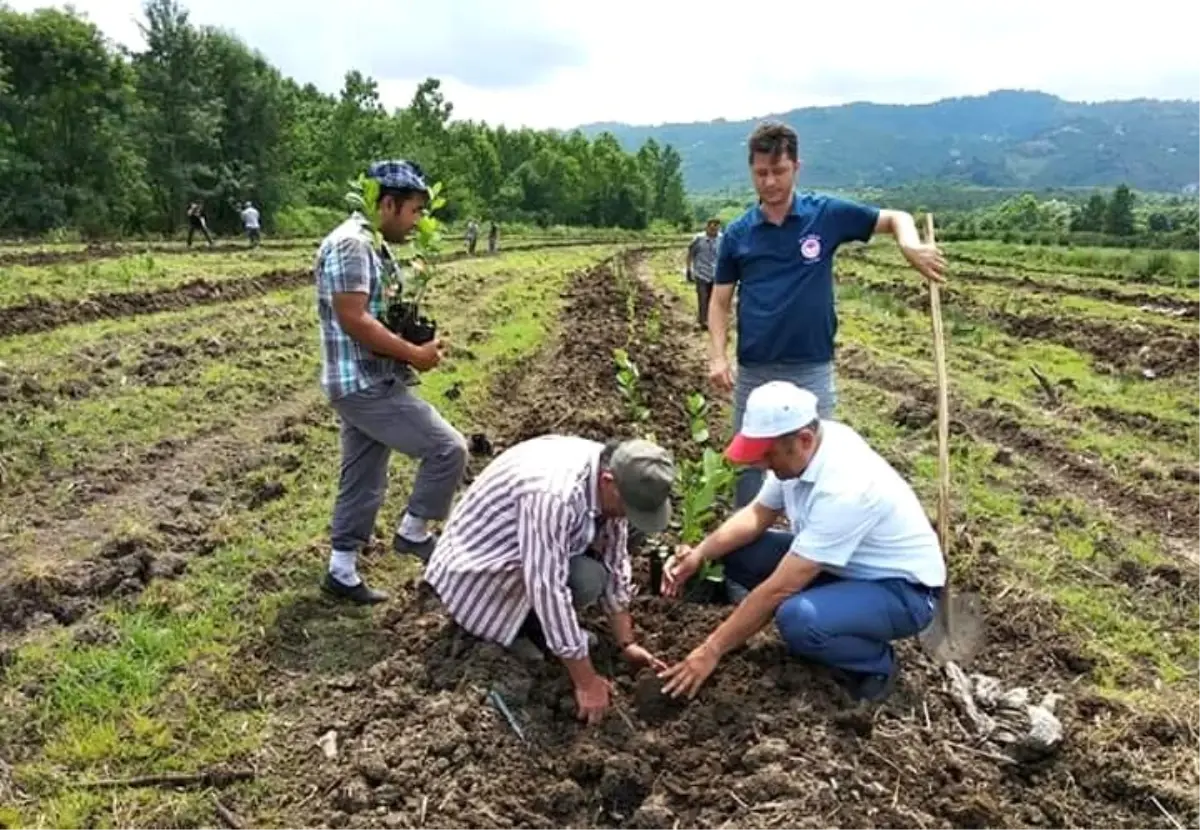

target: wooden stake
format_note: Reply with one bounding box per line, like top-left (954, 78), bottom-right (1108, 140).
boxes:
top-left (925, 213), bottom-right (951, 556)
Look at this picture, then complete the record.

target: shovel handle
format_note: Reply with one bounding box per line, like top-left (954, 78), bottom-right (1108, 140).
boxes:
top-left (925, 214), bottom-right (951, 555)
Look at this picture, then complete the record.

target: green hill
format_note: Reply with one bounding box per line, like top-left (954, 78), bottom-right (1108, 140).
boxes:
top-left (577, 90), bottom-right (1200, 194)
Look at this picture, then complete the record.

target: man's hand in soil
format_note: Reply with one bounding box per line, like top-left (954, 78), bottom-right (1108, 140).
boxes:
top-left (621, 643), bottom-right (668, 673)
top-left (662, 545), bottom-right (705, 598)
top-left (659, 642), bottom-right (719, 699)
top-left (408, 338), bottom-right (443, 372)
top-left (708, 355), bottom-right (734, 394)
top-left (574, 672), bottom-right (612, 725)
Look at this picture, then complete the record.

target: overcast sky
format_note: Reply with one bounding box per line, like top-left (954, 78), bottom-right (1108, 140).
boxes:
top-left (13, 0), bottom-right (1200, 128)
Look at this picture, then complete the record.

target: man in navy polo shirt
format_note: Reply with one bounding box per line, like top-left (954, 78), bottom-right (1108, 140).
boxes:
top-left (707, 121), bottom-right (946, 507)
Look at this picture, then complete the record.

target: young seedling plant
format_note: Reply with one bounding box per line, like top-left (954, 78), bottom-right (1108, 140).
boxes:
top-left (345, 175), bottom-right (447, 345)
top-left (613, 348), bottom-right (650, 424)
top-left (649, 391), bottom-right (736, 602)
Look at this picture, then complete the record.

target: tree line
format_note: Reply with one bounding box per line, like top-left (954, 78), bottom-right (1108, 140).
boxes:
top-left (0, 0), bottom-right (689, 239)
top-left (933, 185), bottom-right (1198, 249)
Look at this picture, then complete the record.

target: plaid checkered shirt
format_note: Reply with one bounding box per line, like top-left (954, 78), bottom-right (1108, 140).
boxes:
top-left (314, 212), bottom-right (399, 400)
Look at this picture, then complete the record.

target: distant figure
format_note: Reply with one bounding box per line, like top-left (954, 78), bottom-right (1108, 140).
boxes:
top-left (465, 219), bottom-right (479, 255)
top-left (487, 221), bottom-right (499, 254)
top-left (241, 201), bottom-right (261, 248)
top-left (186, 201), bottom-right (213, 247)
top-left (686, 218), bottom-right (722, 330)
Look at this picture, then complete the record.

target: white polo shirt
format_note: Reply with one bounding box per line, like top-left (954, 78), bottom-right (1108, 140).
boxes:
top-left (755, 420), bottom-right (946, 587)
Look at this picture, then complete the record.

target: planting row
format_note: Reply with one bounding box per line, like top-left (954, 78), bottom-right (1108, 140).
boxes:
top-left (0, 248), bottom-right (623, 562)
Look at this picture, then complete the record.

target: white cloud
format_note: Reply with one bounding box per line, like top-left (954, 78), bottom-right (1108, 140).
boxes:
top-left (10, 0), bottom-right (1199, 128)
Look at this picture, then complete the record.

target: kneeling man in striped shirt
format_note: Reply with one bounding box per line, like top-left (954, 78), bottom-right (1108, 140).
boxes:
top-left (659, 381), bottom-right (945, 704)
top-left (424, 435), bottom-right (676, 724)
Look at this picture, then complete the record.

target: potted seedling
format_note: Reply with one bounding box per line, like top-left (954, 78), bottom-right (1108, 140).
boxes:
top-left (648, 392), bottom-right (736, 602)
top-left (675, 447), bottom-right (736, 604)
top-left (345, 175), bottom-right (446, 346)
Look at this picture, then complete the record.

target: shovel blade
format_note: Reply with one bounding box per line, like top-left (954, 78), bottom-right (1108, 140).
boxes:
top-left (919, 590), bottom-right (986, 667)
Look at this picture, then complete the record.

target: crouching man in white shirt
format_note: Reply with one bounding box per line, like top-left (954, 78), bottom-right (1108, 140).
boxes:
top-left (659, 380), bottom-right (945, 703)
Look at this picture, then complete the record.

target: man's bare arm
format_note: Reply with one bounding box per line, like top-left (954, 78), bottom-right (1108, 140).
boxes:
top-left (874, 209), bottom-right (945, 283)
top-left (707, 283), bottom-right (734, 358)
top-left (695, 501), bottom-right (779, 563)
top-left (332, 292), bottom-right (423, 363)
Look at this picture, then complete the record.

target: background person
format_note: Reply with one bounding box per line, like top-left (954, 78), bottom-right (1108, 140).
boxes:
top-left (686, 218), bottom-right (722, 329)
top-left (241, 200), bottom-right (261, 247)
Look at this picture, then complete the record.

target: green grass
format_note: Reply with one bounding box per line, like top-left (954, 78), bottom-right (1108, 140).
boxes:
top-left (835, 377), bottom-right (1196, 689)
top-left (0, 249), bottom-right (312, 306)
top-left (0, 247), bottom-right (624, 502)
top-left (0, 246), bottom-right (602, 828)
top-left (835, 273), bottom-right (1198, 470)
top-left (946, 239), bottom-right (1200, 285)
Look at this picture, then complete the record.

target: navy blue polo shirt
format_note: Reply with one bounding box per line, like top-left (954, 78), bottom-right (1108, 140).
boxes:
top-left (715, 192), bottom-right (879, 365)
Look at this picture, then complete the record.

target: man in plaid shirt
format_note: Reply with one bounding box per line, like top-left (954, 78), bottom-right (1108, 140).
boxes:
top-left (315, 160), bottom-right (467, 605)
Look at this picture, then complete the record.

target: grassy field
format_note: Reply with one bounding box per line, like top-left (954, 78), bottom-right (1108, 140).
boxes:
top-left (0, 235), bottom-right (1196, 828)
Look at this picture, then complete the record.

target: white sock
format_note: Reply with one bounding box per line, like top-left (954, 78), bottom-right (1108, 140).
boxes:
top-left (397, 513), bottom-right (430, 542)
top-left (328, 549), bottom-right (360, 586)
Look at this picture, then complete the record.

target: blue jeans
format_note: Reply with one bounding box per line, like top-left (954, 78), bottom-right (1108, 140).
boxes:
top-left (724, 530), bottom-right (938, 676)
top-left (733, 360), bottom-right (836, 507)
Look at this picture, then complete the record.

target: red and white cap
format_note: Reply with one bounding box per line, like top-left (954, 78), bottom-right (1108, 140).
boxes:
top-left (724, 381), bottom-right (819, 465)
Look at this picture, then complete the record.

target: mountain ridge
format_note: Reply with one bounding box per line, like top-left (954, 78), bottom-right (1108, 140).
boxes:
top-left (575, 90), bottom-right (1200, 194)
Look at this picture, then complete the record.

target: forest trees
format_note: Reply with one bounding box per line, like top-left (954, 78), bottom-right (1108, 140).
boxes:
top-left (0, 0), bottom-right (689, 237)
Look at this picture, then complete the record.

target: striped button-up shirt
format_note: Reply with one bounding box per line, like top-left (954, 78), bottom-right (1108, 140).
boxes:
top-left (314, 212), bottom-right (399, 400)
top-left (424, 435), bottom-right (633, 660)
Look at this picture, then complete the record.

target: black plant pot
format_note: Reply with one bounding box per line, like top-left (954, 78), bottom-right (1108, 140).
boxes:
top-left (649, 554), bottom-right (665, 597)
top-left (384, 301), bottom-right (437, 345)
top-left (682, 576), bottom-right (726, 605)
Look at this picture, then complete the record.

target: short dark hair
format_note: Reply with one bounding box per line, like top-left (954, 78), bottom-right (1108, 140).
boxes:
top-left (376, 186), bottom-right (426, 209)
top-left (747, 120), bottom-right (799, 164)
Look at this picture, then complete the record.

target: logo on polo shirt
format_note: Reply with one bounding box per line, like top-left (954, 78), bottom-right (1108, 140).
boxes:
top-left (799, 234), bottom-right (822, 262)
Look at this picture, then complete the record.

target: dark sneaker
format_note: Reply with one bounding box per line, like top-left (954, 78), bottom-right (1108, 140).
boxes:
top-left (321, 572), bottom-right (388, 605)
top-left (846, 662), bottom-right (900, 703)
top-left (393, 531), bottom-right (437, 562)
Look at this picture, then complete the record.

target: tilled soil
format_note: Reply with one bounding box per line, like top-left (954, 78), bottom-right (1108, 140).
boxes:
top-left (0, 240), bottom-right (317, 268)
top-left (0, 395), bottom-right (326, 641)
top-left (840, 274), bottom-right (1199, 379)
top-left (0, 316), bottom-right (310, 413)
top-left (839, 345), bottom-right (1200, 542)
top-left (250, 253), bottom-right (1196, 830)
top-left (0, 240), bottom-right (661, 338)
top-left (0, 270), bottom-right (311, 337)
top-left (912, 250), bottom-right (1198, 289)
top-left (955, 270), bottom-right (1200, 318)
top-left (846, 251), bottom-right (1199, 316)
